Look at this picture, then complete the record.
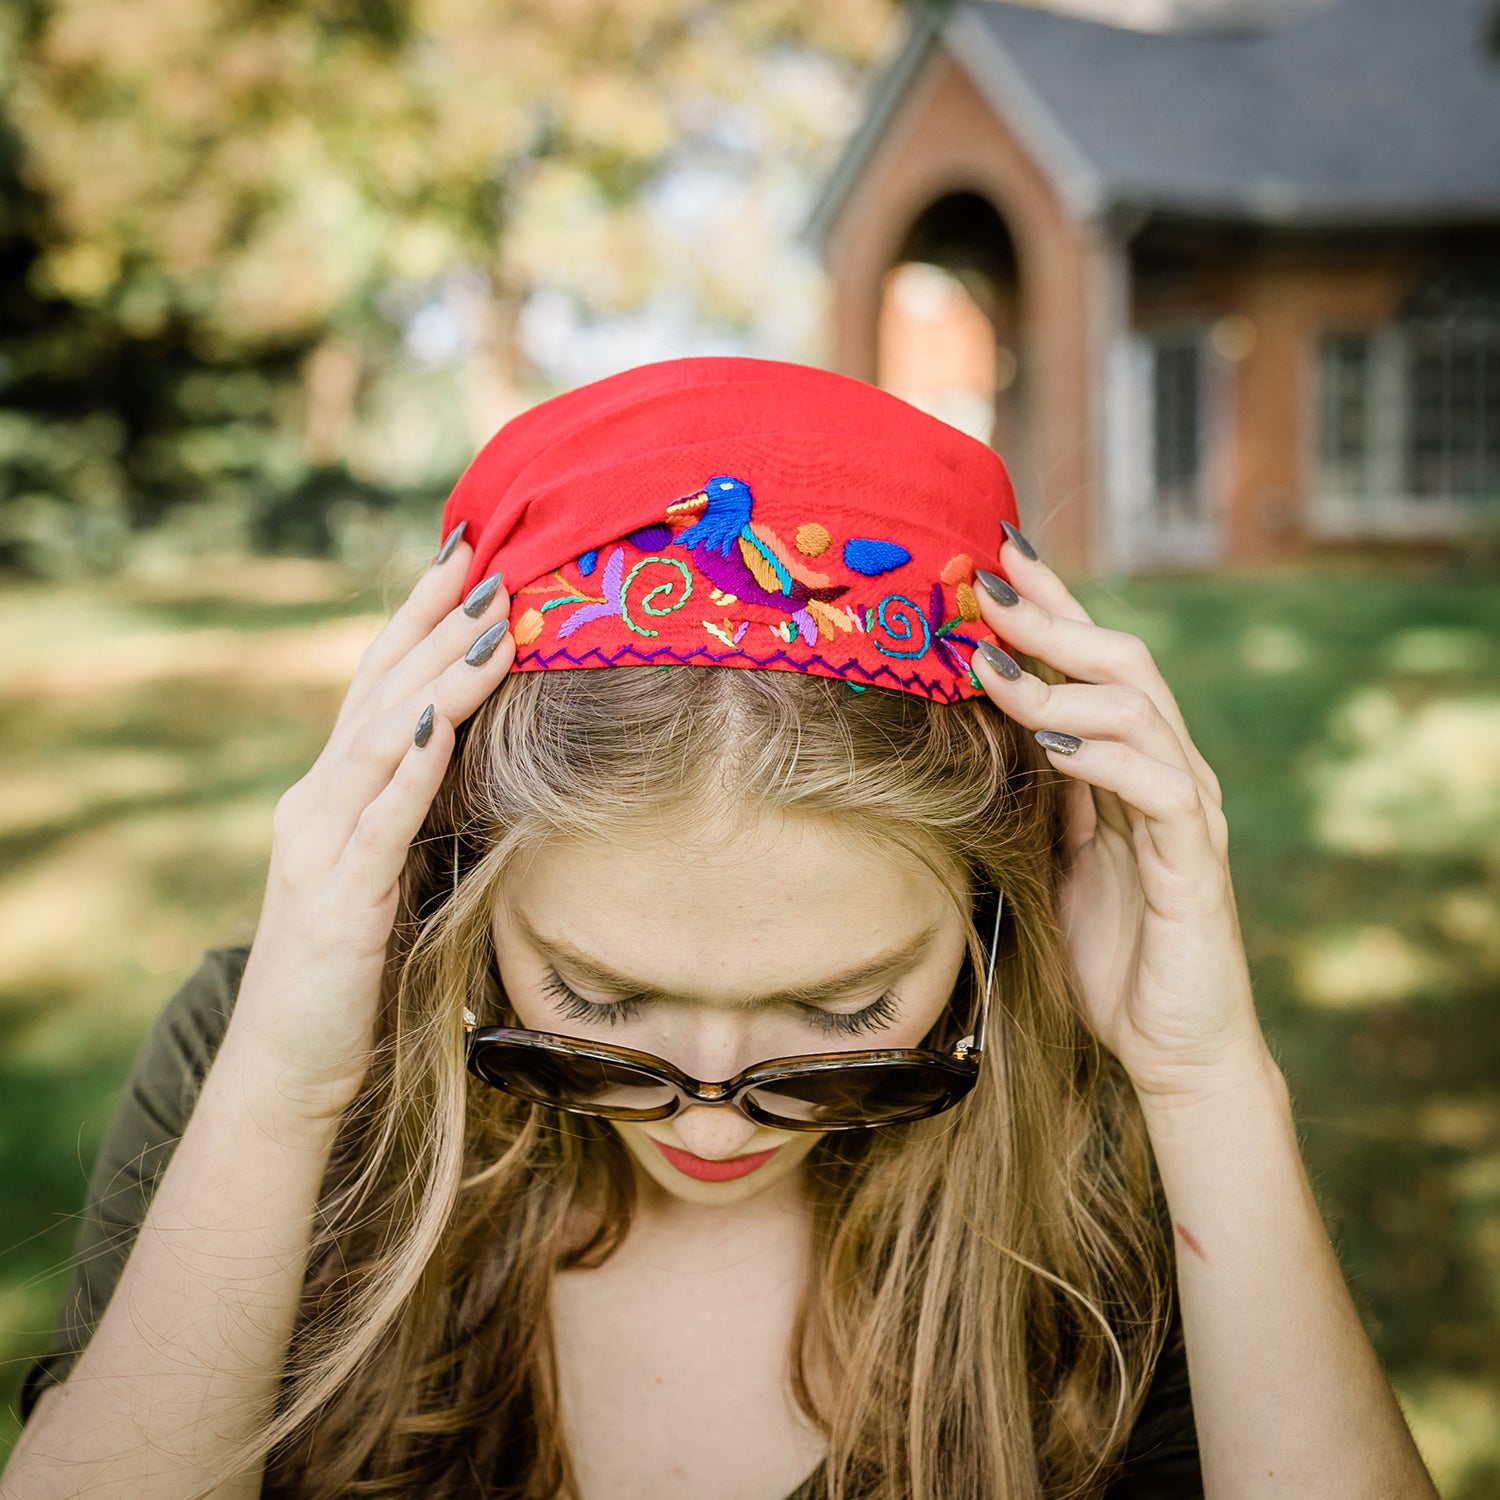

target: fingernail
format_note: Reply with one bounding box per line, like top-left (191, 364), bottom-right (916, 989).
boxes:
top-left (1035, 729), bottom-right (1081, 756)
top-left (1001, 519), bottom-right (1038, 561)
top-left (977, 640), bottom-right (1023, 680)
top-left (464, 618), bottom-right (510, 666)
top-left (415, 703), bottom-right (435, 748)
top-left (975, 569), bottom-right (1019, 606)
top-left (462, 570), bottom-right (505, 618)
top-left (434, 520), bottom-right (468, 566)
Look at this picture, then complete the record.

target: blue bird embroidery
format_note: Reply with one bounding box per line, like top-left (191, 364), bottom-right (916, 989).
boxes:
top-left (652, 475), bottom-right (853, 645)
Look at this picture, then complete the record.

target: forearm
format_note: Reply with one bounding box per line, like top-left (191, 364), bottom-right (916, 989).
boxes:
top-left (1136, 1046), bottom-right (1437, 1500)
top-left (3, 1022), bottom-right (344, 1500)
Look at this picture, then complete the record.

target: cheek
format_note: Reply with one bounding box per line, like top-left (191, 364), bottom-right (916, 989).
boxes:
top-left (888, 989), bottom-right (968, 1054)
top-left (489, 949), bottom-right (565, 1031)
top-left (505, 991), bottom-right (552, 1030)
top-left (889, 1011), bottom-right (944, 1049)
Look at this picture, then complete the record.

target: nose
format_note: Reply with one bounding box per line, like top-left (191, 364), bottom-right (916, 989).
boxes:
top-left (667, 1101), bottom-right (764, 1160)
top-left (653, 1017), bottom-right (773, 1159)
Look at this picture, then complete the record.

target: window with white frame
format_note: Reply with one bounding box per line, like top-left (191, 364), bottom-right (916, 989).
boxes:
top-left (1148, 328), bottom-right (1207, 527)
top-left (1315, 319), bottom-right (1500, 512)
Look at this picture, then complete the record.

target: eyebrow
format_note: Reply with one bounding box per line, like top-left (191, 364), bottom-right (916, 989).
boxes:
top-left (511, 907), bottom-right (941, 1009)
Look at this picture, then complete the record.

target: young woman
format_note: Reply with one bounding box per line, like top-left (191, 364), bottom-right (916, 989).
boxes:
top-left (6, 359), bottom-right (1435, 1500)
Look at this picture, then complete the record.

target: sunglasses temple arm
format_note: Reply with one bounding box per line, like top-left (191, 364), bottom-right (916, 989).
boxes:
top-left (958, 889), bottom-right (1003, 1061)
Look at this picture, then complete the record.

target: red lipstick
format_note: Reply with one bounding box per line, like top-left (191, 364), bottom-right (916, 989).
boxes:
top-left (653, 1139), bottom-right (782, 1182)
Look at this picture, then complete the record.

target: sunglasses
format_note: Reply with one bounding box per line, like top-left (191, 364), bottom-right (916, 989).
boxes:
top-left (462, 886), bottom-right (1004, 1132)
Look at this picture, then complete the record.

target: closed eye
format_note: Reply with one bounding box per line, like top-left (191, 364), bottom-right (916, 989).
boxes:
top-left (537, 968), bottom-right (902, 1037)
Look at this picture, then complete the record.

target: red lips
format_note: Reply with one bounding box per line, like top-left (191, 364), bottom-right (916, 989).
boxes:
top-left (652, 1139), bottom-right (782, 1182)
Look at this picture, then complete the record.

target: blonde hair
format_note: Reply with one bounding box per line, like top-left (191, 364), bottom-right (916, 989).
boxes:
top-left (207, 662), bottom-right (1176, 1499)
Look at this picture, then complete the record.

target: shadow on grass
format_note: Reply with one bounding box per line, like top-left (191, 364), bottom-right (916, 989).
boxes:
top-left (128, 587), bottom-right (389, 636)
top-left (1286, 967), bottom-right (1500, 1368)
top-left (0, 768), bottom-right (294, 882)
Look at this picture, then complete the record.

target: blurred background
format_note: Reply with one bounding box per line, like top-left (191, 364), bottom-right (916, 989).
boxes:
top-left (2, 0), bottom-right (1497, 1488)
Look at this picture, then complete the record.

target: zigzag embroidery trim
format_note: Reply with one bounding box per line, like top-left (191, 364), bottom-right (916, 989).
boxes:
top-left (519, 641), bottom-right (974, 703)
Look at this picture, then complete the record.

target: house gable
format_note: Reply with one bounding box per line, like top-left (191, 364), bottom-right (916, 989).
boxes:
top-left (957, 0), bottom-right (1500, 224)
top-left (811, 0), bottom-right (1500, 244)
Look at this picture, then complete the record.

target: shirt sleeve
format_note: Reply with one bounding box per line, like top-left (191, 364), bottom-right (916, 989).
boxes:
top-left (1102, 1301), bottom-right (1203, 1498)
top-left (16, 944), bottom-right (251, 1427)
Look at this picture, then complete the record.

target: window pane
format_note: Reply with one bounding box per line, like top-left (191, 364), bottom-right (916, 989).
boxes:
top-left (1152, 338), bottom-right (1202, 523)
top-left (1407, 323), bottom-right (1448, 498)
top-left (1405, 319), bottom-right (1500, 501)
top-left (1318, 333), bottom-right (1371, 495)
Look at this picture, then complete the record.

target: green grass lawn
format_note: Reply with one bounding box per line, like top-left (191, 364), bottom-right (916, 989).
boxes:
top-left (1, 549), bottom-right (1496, 1492)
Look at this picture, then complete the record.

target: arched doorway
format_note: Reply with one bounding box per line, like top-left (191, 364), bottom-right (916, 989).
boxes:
top-left (876, 191), bottom-right (1030, 490)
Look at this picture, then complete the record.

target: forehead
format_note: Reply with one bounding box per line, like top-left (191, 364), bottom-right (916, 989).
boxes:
top-left (495, 817), bottom-right (952, 1000)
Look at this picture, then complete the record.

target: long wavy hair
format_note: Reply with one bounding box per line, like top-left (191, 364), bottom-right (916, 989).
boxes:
top-left (202, 660), bottom-right (1177, 1500)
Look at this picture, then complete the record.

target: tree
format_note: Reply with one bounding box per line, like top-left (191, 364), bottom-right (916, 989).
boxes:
top-left (0, 0), bottom-right (895, 572)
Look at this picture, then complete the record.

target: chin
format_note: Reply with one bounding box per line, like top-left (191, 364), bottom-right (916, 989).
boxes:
top-left (612, 1122), bottom-right (825, 1206)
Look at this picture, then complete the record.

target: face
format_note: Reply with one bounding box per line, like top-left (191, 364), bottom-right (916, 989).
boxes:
top-left (488, 814), bottom-right (970, 1219)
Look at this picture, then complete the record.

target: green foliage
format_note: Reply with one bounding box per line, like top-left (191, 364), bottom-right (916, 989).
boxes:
top-left (0, 0), bottom-right (898, 577)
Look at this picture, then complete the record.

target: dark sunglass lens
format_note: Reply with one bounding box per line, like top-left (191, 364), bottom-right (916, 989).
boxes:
top-left (746, 1063), bottom-right (959, 1126)
top-left (474, 1043), bottom-right (674, 1115)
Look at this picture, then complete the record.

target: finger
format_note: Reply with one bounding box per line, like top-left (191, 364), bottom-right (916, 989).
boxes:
top-left (973, 649), bottom-right (1193, 848)
top-left (309, 616), bottom-right (515, 867)
top-left (973, 575), bottom-right (1223, 811)
top-left (1028, 734), bottom-right (1223, 890)
top-left (321, 569), bottom-right (509, 776)
top-left (339, 521), bottom-right (475, 721)
top-left (342, 707), bottom-right (458, 904)
top-left (354, 571), bottom-right (512, 727)
top-left (971, 662), bottom-right (1198, 784)
top-left (997, 529), bottom-right (1095, 626)
top-left (1059, 774), bottom-right (1099, 858)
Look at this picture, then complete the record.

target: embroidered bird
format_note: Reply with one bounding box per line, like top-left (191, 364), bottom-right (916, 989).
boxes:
top-left (634, 475), bottom-right (852, 646)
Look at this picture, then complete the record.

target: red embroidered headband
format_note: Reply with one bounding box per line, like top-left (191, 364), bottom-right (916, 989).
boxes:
top-left (439, 356), bottom-right (1020, 704)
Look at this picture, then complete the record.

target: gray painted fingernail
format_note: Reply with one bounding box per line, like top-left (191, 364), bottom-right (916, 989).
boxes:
top-left (978, 641), bottom-right (1023, 680)
top-left (464, 618), bottom-right (510, 666)
top-left (1001, 519), bottom-right (1038, 561)
top-left (1035, 729), bottom-right (1082, 755)
top-left (462, 570), bottom-right (505, 618)
top-left (434, 520), bottom-right (467, 566)
top-left (414, 703), bottom-right (435, 748)
top-left (976, 569), bottom-right (1020, 606)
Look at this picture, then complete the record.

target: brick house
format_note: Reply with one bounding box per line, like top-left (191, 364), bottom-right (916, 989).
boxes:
top-left (804, 0), bottom-right (1500, 573)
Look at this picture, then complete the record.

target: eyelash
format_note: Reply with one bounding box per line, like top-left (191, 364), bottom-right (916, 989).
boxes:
top-left (537, 968), bottom-right (903, 1037)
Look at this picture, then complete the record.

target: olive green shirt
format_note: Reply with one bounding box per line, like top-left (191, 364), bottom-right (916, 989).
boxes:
top-left (20, 947), bottom-right (1202, 1497)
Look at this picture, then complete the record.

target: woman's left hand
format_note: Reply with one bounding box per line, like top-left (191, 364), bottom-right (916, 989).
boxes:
top-left (969, 528), bottom-right (1273, 1105)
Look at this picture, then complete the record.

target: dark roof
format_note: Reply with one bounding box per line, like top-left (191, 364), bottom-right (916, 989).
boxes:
top-left (807, 0), bottom-right (1500, 245)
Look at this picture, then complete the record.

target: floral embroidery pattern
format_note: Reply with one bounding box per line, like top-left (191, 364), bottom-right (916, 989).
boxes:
top-left (512, 475), bottom-right (989, 696)
top-left (512, 546), bottom-right (692, 642)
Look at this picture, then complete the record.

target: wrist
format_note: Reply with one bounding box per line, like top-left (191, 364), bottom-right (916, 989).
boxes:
top-left (1130, 1036), bottom-right (1290, 1134)
top-left (214, 1018), bottom-right (362, 1147)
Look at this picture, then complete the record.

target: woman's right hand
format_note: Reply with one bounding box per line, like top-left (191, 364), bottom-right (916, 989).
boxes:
top-left (224, 523), bottom-right (511, 1119)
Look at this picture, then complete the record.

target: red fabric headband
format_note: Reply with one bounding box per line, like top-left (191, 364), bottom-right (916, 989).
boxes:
top-left (439, 356), bottom-right (1019, 703)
